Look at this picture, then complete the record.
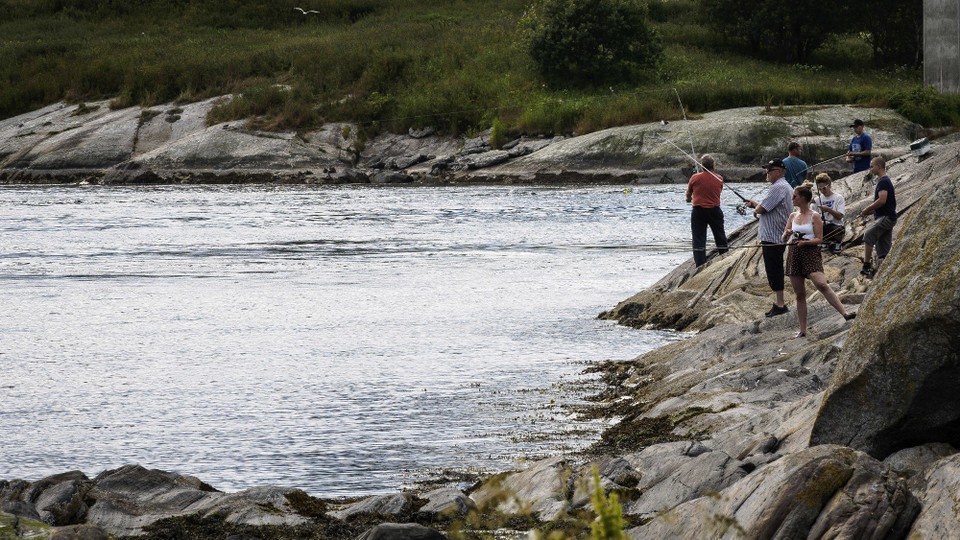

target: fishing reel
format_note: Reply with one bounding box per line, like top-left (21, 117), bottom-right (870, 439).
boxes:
top-left (736, 203), bottom-right (748, 216)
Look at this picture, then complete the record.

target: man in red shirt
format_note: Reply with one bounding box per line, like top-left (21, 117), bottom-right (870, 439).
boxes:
top-left (685, 154), bottom-right (728, 267)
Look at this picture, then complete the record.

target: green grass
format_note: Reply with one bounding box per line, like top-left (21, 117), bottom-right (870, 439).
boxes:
top-left (1, 0), bottom-right (957, 135)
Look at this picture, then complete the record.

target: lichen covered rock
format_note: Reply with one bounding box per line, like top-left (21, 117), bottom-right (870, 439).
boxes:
top-left (811, 153), bottom-right (960, 458)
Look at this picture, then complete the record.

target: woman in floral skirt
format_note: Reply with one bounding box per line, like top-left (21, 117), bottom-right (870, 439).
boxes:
top-left (783, 185), bottom-right (856, 338)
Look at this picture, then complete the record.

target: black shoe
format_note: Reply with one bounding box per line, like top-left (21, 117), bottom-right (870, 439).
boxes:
top-left (843, 313), bottom-right (857, 321)
top-left (860, 263), bottom-right (874, 278)
top-left (765, 304), bottom-right (789, 317)
top-left (831, 243), bottom-right (842, 254)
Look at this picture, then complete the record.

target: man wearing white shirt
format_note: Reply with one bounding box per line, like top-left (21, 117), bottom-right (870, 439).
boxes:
top-left (815, 173), bottom-right (845, 253)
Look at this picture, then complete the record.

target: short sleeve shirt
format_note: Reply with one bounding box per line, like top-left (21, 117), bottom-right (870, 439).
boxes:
top-left (873, 176), bottom-right (897, 218)
top-left (758, 178), bottom-right (793, 243)
top-left (687, 170), bottom-right (723, 207)
top-left (782, 156), bottom-right (808, 187)
top-left (849, 133), bottom-right (873, 172)
top-left (818, 193), bottom-right (845, 226)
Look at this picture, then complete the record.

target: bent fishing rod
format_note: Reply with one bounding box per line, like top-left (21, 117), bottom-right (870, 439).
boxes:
top-left (653, 132), bottom-right (751, 203)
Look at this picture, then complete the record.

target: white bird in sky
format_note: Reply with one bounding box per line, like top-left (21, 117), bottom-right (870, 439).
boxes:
top-left (294, 7), bottom-right (319, 15)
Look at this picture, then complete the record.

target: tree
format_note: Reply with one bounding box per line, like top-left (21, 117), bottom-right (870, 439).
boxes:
top-left (865, 0), bottom-right (923, 66)
top-left (518, 0), bottom-right (663, 87)
top-left (701, 0), bottom-right (849, 64)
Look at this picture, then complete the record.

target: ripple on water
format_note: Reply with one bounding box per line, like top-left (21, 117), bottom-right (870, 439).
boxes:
top-left (0, 184), bottom-right (751, 495)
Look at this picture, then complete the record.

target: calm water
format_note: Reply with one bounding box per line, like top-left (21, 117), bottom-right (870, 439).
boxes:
top-left (0, 183), bottom-right (750, 497)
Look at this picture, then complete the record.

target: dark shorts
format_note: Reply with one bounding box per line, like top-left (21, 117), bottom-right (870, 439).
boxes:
top-left (823, 222), bottom-right (844, 243)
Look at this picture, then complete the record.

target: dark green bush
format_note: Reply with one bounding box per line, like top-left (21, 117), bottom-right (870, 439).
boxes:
top-left (518, 0), bottom-right (663, 87)
top-left (888, 85), bottom-right (960, 128)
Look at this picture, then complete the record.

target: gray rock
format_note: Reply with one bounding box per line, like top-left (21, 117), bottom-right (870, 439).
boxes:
top-left (883, 442), bottom-right (958, 479)
top-left (419, 487), bottom-right (475, 516)
top-left (470, 456), bottom-right (570, 522)
top-left (1, 500), bottom-right (40, 521)
top-left (908, 453), bottom-right (960, 537)
top-left (460, 135), bottom-right (489, 155)
top-left (1, 101), bottom-right (920, 185)
top-left (371, 171), bottom-right (413, 184)
top-left (462, 150), bottom-right (510, 170)
top-left (484, 106), bottom-right (913, 182)
top-left (331, 493), bottom-right (412, 521)
top-left (204, 486), bottom-right (311, 527)
top-left (388, 153), bottom-right (430, 170)
top-left (316, 168), bottom-right (369, 185)
top-left (632, 445), bottom-right (914, 539)
top-left (624, 442), bottom-right (701, 491)
top-left (34, 478), bottom-right (90, 525)
top-left (626, 449), bottom-right (747, 519)
top-left (49, 523), bottom-right (111, 540)
top-left (570, 456), bottom-right (640, 508)
top-left (357, 522), bottom-right (445, 540)
top-left (408, 127), bottom-right (435, 139)
top-left (810, 159), bottom-right (960, 458)
top-left (23, 471), bottom-right (90, 504)
top-left (83, 464), bottom-right (307, 537)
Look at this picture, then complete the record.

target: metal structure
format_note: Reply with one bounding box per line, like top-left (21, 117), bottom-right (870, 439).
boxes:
top-left (924, 0), bottom-right (960, 94)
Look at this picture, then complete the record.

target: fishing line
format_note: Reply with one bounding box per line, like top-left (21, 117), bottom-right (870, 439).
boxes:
top-left (625, 239), bottom-right (814, 253)
top-left (674, 88), bottom-right (697, 169)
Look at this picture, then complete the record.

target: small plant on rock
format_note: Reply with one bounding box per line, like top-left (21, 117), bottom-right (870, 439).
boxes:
top-left (591, 466), bottom-right (625, 540)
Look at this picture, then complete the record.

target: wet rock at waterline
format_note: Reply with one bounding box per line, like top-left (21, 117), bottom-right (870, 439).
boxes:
top-left (632, 445), bottom-right (917, 539)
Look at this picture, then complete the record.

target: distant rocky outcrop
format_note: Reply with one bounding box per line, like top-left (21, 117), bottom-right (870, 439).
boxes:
top-left (0, 99), bottom-right (924, 185)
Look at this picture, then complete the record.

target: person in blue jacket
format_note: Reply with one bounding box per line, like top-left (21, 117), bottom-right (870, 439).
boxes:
top-left (846, 119), bottom-right (872, 173)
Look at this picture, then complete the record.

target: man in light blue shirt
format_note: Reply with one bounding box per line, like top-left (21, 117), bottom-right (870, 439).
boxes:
top-left (782, 142), bottom-right (808, 187)
top-left (745, 158), bottom-right (794, 317)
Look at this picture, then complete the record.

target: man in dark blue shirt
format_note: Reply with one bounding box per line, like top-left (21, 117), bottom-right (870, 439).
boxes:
top-left (859, 157), bottom-right (896, 277)
top-left (846, 119), bottom-right (873, 173)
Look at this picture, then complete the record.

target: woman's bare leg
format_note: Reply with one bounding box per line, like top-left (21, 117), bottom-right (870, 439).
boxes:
top-left (809, 271), bottom-right (848, 316)
top-left (790, 275), bottom-right (808, 335)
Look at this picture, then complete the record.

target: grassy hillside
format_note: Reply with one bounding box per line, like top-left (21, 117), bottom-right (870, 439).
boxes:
top-left (1, 0), bottom-right (955, 136)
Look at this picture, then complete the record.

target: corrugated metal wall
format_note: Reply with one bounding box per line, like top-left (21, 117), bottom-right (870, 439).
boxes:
top-left (925, 0), bottom-right (960, 94)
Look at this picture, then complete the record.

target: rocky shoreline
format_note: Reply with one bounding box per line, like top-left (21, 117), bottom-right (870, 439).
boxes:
top-left (4, 102), bottom-right (960, 539)
top-left (0, 98), bottom-right (934, 187)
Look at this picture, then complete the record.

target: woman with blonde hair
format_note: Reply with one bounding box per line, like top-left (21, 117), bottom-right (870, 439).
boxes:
top-left (783, 185), bottom-right (856, 337)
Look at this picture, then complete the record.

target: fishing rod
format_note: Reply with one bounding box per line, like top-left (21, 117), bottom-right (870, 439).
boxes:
top-left (653, 132), bottom-right (751, 204)
top-left (797, 153), bottom-right (848, 177)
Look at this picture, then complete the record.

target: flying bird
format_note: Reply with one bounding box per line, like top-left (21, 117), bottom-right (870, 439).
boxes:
top-left (294, 7), bottom-right (319, 15)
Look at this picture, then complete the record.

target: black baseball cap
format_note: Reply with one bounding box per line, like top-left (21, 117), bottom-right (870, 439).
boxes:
top-left (762, 158), bottom-right (785, 170)
top-left (850, 119), bottom-right (865, 127)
